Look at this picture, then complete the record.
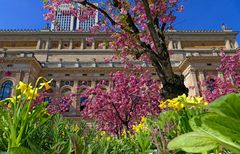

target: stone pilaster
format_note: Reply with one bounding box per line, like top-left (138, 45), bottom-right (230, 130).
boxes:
top-left (45, 40), bottom-right (50, 50)
top-left (80, 38), bottom-right (85, 49)
top-left (15, 72), bottom-right (22, 83)
top-left (177, 41), bottom-right (182, 49)
top-left (218, 72), bottom-right (224, 80)
top-left (198, 71), bottom-right (206, 91)
top-left (234, 41), bottom-right (239, 49)
top-left (92, 39), bottom-right (96, 49)
top-left (168, 40), bottom-right (173, 50)
top-left (69, 39), bottom-right (73, 49)
top-left (56, 80), bottom-right (61, 89)
top-left (23, 72), bottom-right (30, 83)
top-left (190, 70), bottom-right (200, 96)
top-left (58, 40), bottom-right (62, 49)
top-left (36, 39), bottom-right (41, 49)
top-left (225, 40), bottom-right (231, 49)
top-left (69, 81), bottom-right (79, 115)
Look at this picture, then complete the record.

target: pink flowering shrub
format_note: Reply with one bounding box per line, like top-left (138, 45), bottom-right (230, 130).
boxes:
top-left (202, 49), bottom-right (240, 102)
top-left (34, 92), bottom-right (74, 114)
top-left (81, 71), bottom-right (161, 136)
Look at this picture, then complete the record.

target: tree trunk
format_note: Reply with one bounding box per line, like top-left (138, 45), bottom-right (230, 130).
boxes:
top-left (149, 51), bottom-right (189, 100)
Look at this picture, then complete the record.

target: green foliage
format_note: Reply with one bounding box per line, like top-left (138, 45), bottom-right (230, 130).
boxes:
top-left (3, 80), bottom-right (236, 154)
top-left (28, 114), bottom-right (97, 153)
top-left (8, 146), bottom-right (33, 154)
top-left (0, 78), bottom-right (52, 152)
top-left (147, 97), bottom-right (206, 154)
top-left (168, 93), bottom-right (240, 153)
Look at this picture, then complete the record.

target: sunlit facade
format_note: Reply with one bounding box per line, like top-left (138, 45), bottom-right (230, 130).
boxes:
top-left (0, 28), bottom-right (238, 116)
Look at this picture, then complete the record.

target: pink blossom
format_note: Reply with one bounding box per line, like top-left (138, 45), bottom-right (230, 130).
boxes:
top-left (81, 71), bottom-right (161, 135)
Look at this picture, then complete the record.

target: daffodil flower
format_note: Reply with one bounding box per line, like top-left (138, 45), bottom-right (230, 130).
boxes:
top-left (7, 102), bottom-right (12, 109)
top-left (26, 89), bottom-right (39, 100)
top-left (17, 81), bottom-right (28, 93)
top-left (39, 79), bottom-right (53, 90)
top-left (159, 101), bottom-right (166, 109)
top-left (159, 94), bottom-right (208, 111)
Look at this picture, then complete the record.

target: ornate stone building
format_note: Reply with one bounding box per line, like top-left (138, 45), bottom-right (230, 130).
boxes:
top-left (0, 28), bottom-right (238, 116)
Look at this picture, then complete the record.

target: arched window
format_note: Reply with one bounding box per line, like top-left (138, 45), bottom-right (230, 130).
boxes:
top-left (80, 96), bottom-right (88, 111)
top-left (0, 80), bottom-right (13, 100)
top-left (206, 78), bottom-right (215, 92)
top-left (61, 88), bottom-right (72, 96)
top-left (44, 97), bottom-right (52, 103)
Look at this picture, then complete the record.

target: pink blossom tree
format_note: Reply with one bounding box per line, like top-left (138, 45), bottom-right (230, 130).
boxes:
top-left (81, 71), bottom-right (161, 135)
top-left (201, 48), bottom-right (240, 102)
top-left (34, 92), bottom-right (74, 114)
top-left (43, 0), bottom-right (188, 99)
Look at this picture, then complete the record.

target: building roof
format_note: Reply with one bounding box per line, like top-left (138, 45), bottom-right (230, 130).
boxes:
top-left (0, 28), bottom-right (238, 34)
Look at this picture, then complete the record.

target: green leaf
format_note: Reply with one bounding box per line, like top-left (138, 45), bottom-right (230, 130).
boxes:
top-left (70, 133), bottom-right (85, 154)
top-left (167, 131), bottom-right (218, 153)
top-left (199, 114), bottom-right (240, 152)
top-left (9, 146), bottom-right (33, 154)
top-left (27, 138), bottom-right (43, 154)
top-left (60, 140), bottom-right (72, 154)
top-left (209, 93), bottom-right (240, 120)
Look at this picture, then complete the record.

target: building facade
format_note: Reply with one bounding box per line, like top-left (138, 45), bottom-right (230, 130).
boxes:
top-left (0, 28), bottom-right (238, 116)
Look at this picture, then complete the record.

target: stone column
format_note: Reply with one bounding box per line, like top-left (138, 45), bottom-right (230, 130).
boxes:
top-left (225, 40), bottom-right (231, 49)
top-left (198, 71), bottom-right (206, 92)
top-left (190, 70), bottom-right (200, 96)
top-left (177, 41), bottom-right (182, 49)
top-left (69, 39), bottom-right (73, 49)
top-left (218, 71), bottom-right (224, 80)
top-left (15, 72), bottom-right (22, 83)
top-left (36, 39), bottom-right (41, 49)
top-left (45, 40), bottom-right (50, 50)
top-left (58, 40), bottom-right (62, 49)
top-left (80, 38), bottom-right (85, 49)
top-left (92, 39), bottom-right (96, 49)
top-left (168, 40), bottom-right (173, 50)
top-left (70, 81), bottom-right (79, 115)
top-left (23, 72), bottom-right (30, 83)
top-left (56, 80), bottom-right (61, 89)
top-left (234, 40), bottom-right (239, 49)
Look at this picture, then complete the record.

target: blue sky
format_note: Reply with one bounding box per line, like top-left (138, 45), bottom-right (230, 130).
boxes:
top-left (0, 0), bottom-right (239, 41)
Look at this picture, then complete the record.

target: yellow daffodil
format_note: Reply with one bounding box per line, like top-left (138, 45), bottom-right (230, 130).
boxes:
top-left (122, 129), bottom-right (127, 137)
top-left (7, 102), bottom-right (12, 109)
top-left (39, 79), bottom-right (53, 90)
top-left (70, 124), bottom-right (80, 133)
top-left (159, 101), bottom-right (167, 109)
top-left (26, 89), bottom-right (38, 100)
top-left (100, 131), bottom-right (106, 136)
top-left (159, 94), bottom-right (209, 111)
top-left (133, 117), bottom-right (147, 133)
top-left (17, 81), bottom-right (28, 93)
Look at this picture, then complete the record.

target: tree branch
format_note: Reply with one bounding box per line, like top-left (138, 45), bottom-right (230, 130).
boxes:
top-left (111, 102), bottom-right (127, 127)
top-left (73, 0), bottom-right (117, 25)
top-left (141, 0), bottom-right (162, 53)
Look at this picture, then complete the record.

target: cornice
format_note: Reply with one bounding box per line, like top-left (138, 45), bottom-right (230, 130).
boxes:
top-left (179, 56), bottom-right (221, 72)
top-left (0, 30), bottom-right (112, 38)
top-left (0, 30), bottom-right (238, 39)
top-left (1, 57), bottom-right (42, 72)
